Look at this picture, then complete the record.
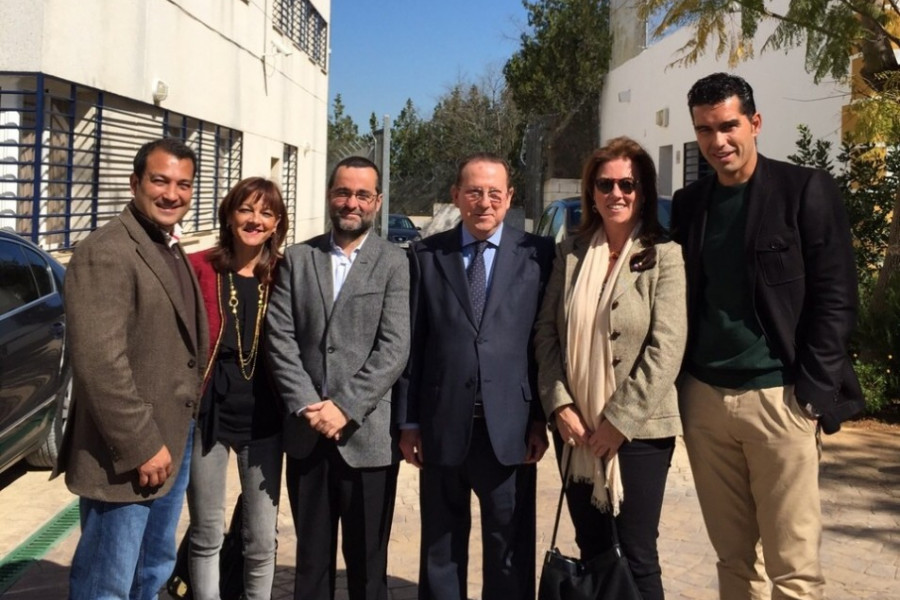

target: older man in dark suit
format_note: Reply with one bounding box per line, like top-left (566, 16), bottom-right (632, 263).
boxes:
top-left (59, 138), bottom-right (207, 599)
top-left (671, 73), bottom-right (863, 600)
top-left (396, 153), bottom-right (553, 600)
top-left (265, 156), bottom-right (410, 600)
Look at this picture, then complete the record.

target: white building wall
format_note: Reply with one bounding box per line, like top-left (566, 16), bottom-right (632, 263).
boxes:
top-left (0, 0), bottom-right (329, 241)
top-left (601, 9), bottom-right (848, 193)
top-left (0, 1), bottom-right (44, 68)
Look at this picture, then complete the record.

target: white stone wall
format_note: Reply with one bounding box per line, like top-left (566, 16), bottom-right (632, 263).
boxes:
top-left (542, 178), bottom-right (581, 205)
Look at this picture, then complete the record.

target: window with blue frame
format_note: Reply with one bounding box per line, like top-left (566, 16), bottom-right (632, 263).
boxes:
top-left (0, 73), bottom-right (242, 249)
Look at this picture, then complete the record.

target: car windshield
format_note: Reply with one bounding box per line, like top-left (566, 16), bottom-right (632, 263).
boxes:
top-left (389, 216), bottom-right (415, 229)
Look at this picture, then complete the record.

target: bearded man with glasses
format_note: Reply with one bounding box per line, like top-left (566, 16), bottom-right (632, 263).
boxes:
top-left (266, 156), bottom-right (410, 600)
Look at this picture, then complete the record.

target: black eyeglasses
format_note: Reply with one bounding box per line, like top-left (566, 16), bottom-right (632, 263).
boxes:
top-left (595, 177), bottom-right (638, 195)
top-left (330, 188), bottom-right (379, 205)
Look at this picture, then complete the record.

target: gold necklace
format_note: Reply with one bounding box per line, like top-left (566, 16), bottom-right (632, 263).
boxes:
top-left (227, 272), bottom-right (268, 380)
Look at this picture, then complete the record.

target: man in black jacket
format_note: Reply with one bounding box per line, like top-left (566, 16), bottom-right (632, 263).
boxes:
top-left (671, 73), bottom-right (862, 600)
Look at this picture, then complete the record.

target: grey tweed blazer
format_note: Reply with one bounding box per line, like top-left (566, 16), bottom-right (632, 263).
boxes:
top-left (265, 232), bottom-right (410, 468)
top-left (533, 235), bottom-right (687, 440)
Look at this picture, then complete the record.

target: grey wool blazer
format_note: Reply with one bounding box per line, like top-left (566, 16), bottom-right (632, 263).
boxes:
top-left (533, 234), bottom-right (687, 441)
top-left (57, 206), bottom-right (208, 502)
top-left (265, 232), bottom-right (410, 468)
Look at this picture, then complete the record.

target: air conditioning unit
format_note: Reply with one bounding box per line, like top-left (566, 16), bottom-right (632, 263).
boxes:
top-left (655, 108), bottom-right (669, 128)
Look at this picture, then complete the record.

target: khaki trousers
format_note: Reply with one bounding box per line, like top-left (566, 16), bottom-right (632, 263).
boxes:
top-left (680, 375), bottom-right (824, 600)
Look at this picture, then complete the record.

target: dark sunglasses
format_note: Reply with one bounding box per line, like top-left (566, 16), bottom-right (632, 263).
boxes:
top-left (595, 177), bottom-right (638, 195)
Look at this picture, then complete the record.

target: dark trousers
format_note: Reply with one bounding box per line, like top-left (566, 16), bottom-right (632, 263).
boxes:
top-left (285, 439), bottom-right (400, 600)
top-left (559, 435), bottom-right (675, 600)
top-left (419, 419), bottom-right (536, 600)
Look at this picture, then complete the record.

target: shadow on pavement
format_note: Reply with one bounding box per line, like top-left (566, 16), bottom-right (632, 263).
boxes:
top-left (270, 565), bottom-right (420, 600)
top-left (1, 559), bottom-right (68, 599)
top-left (0, 462), bottom-right (28, 492)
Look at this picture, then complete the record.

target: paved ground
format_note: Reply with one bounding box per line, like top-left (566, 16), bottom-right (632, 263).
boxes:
top-left (1, 423), bottom-right (898, 599)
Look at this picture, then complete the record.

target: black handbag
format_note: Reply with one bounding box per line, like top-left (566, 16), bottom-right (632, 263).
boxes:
top-left (167, 494), bottom-right (245, 600)
top-left (538, 449), bottom-right (642, 600)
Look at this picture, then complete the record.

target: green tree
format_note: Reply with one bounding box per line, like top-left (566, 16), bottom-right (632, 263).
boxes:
top-left (790, 126), bottom-right (900, 411)
top-left (636, 0), bottom-right (899, 92)
top-left (635, 0), bottom-right (900, 145)
top-left (505, 0), bottom-right (611, 124)
top-left (504, 0), bottom-right (612, 179)
top-left (388, 74), bottom-right (524, 216)
top-left (388, 98), bottom-right (432, 214)
top-left (789, 125), bottom-right (894, 281)
top-left (327, 94), bottom-right (371, 171)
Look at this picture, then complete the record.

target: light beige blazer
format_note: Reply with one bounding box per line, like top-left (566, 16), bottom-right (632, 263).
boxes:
top-left (533, 234), bottom-right (687, 440)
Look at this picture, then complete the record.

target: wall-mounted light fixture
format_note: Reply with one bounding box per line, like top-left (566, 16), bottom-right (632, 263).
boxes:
top-left (152, 80), bottom-right (168, 104)
top-left (270, 39), bottom-right (293, 57)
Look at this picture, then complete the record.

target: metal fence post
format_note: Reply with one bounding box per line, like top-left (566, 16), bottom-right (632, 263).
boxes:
top-left (380, 115), bottom-right (390, 237)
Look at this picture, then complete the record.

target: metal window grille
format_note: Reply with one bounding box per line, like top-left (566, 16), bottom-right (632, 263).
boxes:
top-left (310, 10), bottom-right (328, 67)
top-left (282, 144), bottom-right (298, 244)
top-left (164, 114), bottom-right (242, 235)
top-left (682, 141), bottom-right (713, 185)
top-left (0, 73), bottom-right (242, 250)
top-left (273, 0), bottom-right (328, 70)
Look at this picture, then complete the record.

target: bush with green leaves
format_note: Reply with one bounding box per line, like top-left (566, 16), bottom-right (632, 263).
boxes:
top-left (788, 125), bottom-right (895, 279)
top-left (853, 273), bottom-right (900, 413)
top-left (789, 126), bottom-right (900, 415)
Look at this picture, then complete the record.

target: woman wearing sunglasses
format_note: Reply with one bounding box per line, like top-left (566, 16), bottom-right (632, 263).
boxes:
top-left (186, 177), bottom-right (289, 600)
top-left (534, 136), bottom-right (687, 599)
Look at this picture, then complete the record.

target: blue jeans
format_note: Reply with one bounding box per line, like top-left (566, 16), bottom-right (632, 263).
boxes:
top-left (68, 426), bottom-right (193, 600)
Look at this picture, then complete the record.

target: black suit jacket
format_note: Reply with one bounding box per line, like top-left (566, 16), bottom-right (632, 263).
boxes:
top-left (395, 224), bottom-right (553, 466)
top-left (671, 154), bottom-right (863, 432)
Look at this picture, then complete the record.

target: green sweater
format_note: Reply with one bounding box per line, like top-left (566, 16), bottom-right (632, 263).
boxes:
top-left (687, 182), bottom-right (787, 389)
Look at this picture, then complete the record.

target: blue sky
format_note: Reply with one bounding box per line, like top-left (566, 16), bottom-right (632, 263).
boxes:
top-left (328, 0), bottom-right (530, 129)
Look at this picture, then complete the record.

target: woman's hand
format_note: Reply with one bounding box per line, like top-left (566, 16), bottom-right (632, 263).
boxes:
top-left (587, 419), bottom-right (625, 461)
top-left (554, 405), bottom-right (592, 447)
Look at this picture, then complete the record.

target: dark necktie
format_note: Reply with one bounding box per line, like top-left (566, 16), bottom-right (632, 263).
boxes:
top-left (467, 240), bottom-right (488, 325)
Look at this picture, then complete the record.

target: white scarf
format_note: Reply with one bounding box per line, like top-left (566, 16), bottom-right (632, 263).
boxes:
top-left (564, 223), bottom-right (641, 513)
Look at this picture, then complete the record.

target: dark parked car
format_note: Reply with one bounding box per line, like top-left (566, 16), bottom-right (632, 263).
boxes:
top-left (534, 197), bottom-right (582, 243)
top-left (0, 230), bottom-right (70, 474)
top-left (534, 195), bottom-right (672, 241)
top-left (386, 213), bottom-right (421, 248)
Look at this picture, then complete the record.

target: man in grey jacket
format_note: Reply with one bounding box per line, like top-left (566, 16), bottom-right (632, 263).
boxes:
top-left (266, 156), bottom-right (410, 600)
